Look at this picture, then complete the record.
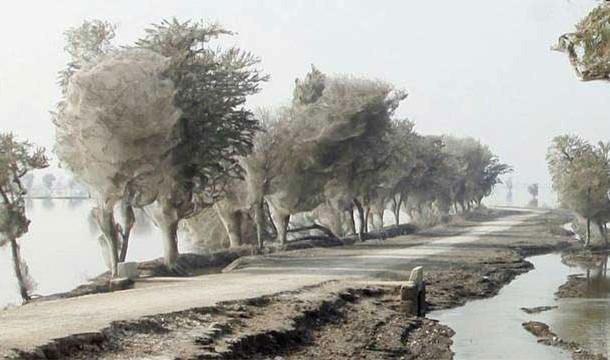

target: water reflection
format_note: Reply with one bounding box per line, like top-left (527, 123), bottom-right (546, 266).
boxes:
top-left (67, 198), bottom-right (85, 209)
top-left (549, 254), bottom-right (610, 356)
top-left (584, 256), bottom-right (610, 297)
top-left (432, 254), bottom-right (610, 359)
top-left (41, 198), bottom-right (55, 210)
top-left (431, 254), bottom-right (572, 360)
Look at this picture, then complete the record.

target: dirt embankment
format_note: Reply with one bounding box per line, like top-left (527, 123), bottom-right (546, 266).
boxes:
top-left (8, 209), bottom-right (583, 360)
top-left (11, 255), bottom-right (546, 360)
top-left (523, 321), bottom-right (606, 360)
top-left (13, 285), bottom-right (455, 360)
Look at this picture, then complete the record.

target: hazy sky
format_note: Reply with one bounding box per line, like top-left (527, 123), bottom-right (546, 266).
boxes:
top-left (0, 0), bottom-right (605, 191)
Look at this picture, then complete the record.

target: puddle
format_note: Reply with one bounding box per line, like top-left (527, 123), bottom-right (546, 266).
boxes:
top-left (431, 253), bottom-right (610, 359)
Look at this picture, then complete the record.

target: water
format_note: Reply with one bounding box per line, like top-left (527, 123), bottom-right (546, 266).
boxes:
top-left (0, 199), bottom-right (191, 308)
top-left (550, 258), bottom-right (610, 355)
top-left (431, 253), bottom-right (610, 359)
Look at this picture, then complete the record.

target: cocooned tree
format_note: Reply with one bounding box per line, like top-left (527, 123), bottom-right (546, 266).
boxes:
top-left (208, 67), bottom-right (407, 247)
top-left (0, 133), bottom-right (48, 302)
top-left (553, 3), bottom-right (610, 82)
top-left (547, 135), bottom-right (610, 246)
top-left (54, 48), bottom-right (181, 276)
top-left (553, 6), bottom-right (610, 246)
top-left (136, 19), bottom-right (267, 268)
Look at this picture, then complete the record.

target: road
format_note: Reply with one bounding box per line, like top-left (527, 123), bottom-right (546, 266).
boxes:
top-left (0, 208), bottom-right (540, 356)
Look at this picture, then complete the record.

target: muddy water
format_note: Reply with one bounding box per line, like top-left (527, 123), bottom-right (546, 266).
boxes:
top-left (432, 253), bottom-right (610, 359)
top-left (549, 258), bottom-right (610, 356)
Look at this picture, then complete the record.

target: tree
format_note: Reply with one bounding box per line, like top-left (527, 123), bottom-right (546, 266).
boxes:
top-left (136, 19), bottom-right (267, 267)
top-left (54, 48), bottom-right (182, 276)
top-left (505, 177), bottom-right (513, 204)
top-left (441, 136), bottom-right (511, 210)
top-left (0, 133), bottom-right (48, 302)
top-left (59, 19), bottom-right (117, 93)
top-left (42, 173), bottom-right (56, 196)
top-left (211, 108), bottom-right (289, 250)
top-left (380, 119), bottom-right (419, 226)
top-left (320, 76), bottom-right (407, 241)
top-left (553, 3), bottom-right (610, 82)
top-left (208, 67), bottom-right (408, 247)
top-left (527, 183), bottom-right (539, 208)
top-left (552, 3), bottom-right (610, 247)
top-left (547, 135), bottom-right (610, 246)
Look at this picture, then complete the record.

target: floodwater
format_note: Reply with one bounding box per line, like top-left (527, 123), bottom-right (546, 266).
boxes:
top-left (0, 199), bottom-right (192, 308)
top-left (431, 253), bottom-right (610, 359)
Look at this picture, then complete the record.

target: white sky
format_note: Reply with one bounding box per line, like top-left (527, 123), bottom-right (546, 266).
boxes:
top-left (0, 0), bottom-right (605, 189)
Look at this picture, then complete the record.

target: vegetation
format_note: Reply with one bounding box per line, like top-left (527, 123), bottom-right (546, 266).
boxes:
top-left (0, 133), bottom-right (48, 301)
top-left (195, 67), bottom-right (511, 250)
top-left (136, 19), bottom-right (268, 267)
top-left (527, 183), bottom-right (539, 208)
top-left (547, 136), bottom-right (610, 246)
top-left (46, 18), bottom-right (512, 277)
top-left (505, 177), bottom-right (513, 204)
top-left (553, 2), bottom-right (610, 82)
top-left (552, 2), bottom-right (610, 247)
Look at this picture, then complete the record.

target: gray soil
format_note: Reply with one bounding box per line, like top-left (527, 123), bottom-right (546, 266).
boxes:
top-left (522, 321), bottom-right (606, 360)
top-left (520, 305), bottom-right (558, 314)
top-left (3, 208), bottom-right (585, 359)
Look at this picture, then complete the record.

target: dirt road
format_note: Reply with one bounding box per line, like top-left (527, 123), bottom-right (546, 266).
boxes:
top-left (0, 208), bottom-right (544, 357)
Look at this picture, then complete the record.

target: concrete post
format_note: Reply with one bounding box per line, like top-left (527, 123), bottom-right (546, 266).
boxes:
top-left (400, 266), bottom-right (426, 317)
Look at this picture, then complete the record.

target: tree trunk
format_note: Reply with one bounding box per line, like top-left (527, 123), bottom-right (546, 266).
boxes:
top-left (393, 194), bottom-right (403, 226)
top-left (364, 206), bottom-right (370, 233)
top-left (216, 203), bottom-right (243, 248)
top-left (227, 211), bottom-right (243, 248)
top-left (10, 238), bottom-right (31, 302)
top-left (253, 201), bottom-right (265, 250)
top-left (268, 203), bottom-right (290, 246)
top-left (276, 214), bottom-right (289, 246)
top-left (96, 204), bottom-right (119, 277)
top-left (349, 205), bottom-right (357, 235)
top-left (586, 217), bottom-right (591, 247)
top-left (161, 219), bottom-right (180, 268)
top-left (378, 211), bottom-right (384, 229)
top-left (599, 222), bottom-right (609, 247)
top-left (118, 204), bottom-right (135, 262)
top-left (353, 198), bottom-right (365, 241)
top-left (154, 200), bottom-right (181, 269)
top-left (476, 196), bottom-right (483, 208)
